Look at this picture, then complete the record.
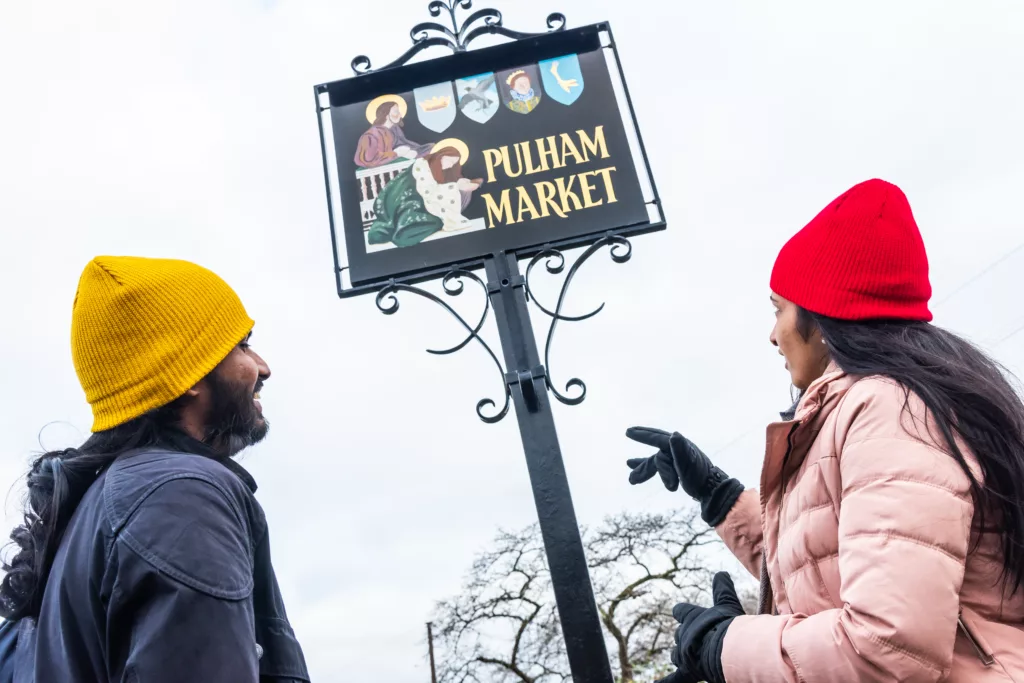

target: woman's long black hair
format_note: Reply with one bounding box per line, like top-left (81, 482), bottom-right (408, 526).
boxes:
top-left (0, 397), bottom-right (209, 620)
top-left (798, 307), bottom-right (1024, 595)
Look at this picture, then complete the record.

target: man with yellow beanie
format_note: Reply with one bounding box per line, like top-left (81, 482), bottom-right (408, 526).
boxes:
top-left (0, 256), bottom-right (310, 681)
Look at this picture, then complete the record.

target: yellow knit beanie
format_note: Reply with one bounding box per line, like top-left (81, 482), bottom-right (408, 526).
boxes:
top-left (71, 256), bottom-right (255, 432)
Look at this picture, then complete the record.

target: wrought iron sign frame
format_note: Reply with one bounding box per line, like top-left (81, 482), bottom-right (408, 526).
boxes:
top-left (315, 5), bottom-right (663, 299)
top-left (313, 4), bottom-right (664, 682)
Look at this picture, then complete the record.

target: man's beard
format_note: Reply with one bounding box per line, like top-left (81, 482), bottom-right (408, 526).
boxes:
top-left (203, 371), bottom-right (269, 457)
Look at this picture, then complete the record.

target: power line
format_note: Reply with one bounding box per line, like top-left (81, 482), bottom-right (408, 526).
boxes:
top-left (996, 320), bottom-right (1024, 348)
top-left (711, 424), bottom-right (764, 458)
top-left (934, 242), bottom-right (1024, 309)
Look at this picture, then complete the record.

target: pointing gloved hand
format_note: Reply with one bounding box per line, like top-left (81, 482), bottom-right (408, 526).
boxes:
top-left (625, 427), bottom-right (745, 527)
top-left (657, 572), bottom-right (745, 683)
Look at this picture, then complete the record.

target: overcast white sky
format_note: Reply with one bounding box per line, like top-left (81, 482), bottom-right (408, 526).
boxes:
top-left (2, 0), bottom-right (1023, 680)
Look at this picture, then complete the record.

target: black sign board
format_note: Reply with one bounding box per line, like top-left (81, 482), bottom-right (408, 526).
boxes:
top-left (317, 23), bottom-right (662, 294)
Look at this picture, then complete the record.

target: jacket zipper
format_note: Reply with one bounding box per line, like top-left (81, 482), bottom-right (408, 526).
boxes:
top-left (958, 610), bottom-right (995, 667)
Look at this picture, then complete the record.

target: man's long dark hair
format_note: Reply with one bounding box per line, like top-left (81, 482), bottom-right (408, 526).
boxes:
top-left (798, 307), bottom-right (1024, 595)
top-left (0, 397), bottom-right (209, 620)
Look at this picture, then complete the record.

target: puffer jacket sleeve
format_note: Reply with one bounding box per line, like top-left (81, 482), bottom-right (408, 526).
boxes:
top-left (720, 378), bottom-right (974, 683)
top-left (714, 488), bottom-right (764, 579)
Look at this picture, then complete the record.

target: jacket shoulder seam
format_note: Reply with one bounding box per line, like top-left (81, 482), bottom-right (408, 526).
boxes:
top-left (105, 460), bottom-right (247, 535)
top-left (842, 434), bottom-right (940, 449)
top-left (884, 475), bottom-right (971, 501)
top-left (118, 526), bottom-right (253, 600)
top-left (843, 530), bottom-right (964, 563)
top-left (839, 442), bottom-right (972, 500)
top-left (114, 474), bottom-right (254, 600)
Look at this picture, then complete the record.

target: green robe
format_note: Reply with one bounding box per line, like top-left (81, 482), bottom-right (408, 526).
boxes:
top-left (367, 167), bottom-right (444, 248)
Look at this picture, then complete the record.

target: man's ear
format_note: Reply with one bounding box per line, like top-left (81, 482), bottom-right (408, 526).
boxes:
top-left (184, 381), bottom-right (203, 398)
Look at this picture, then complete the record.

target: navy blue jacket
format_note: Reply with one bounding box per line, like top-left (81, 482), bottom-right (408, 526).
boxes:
top-left (14, 449), bottom-right (310, 682)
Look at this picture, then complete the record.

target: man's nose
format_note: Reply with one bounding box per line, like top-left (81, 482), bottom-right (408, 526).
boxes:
top-left (252, 351), bottom-right (271, 379)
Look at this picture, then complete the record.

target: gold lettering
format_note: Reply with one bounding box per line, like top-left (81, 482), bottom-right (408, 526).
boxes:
top-left (535, 181), bottom-right (567, 218)
top-left (579, 171), bottom-right (602, 209)
top-left (501, 144), bottom-right (524, 178)
top-left (559, 133), bottom-right (586, 166)
top-left (577, 126), bottom-right (610, 161)
top-left (535, 136), bottom-right (562, 172)
top-left (516, 186), bottom-right (541, 222)
top-left (522, 142), bottom-right (546, 176)
top-left (555, 175), bottom-right (583, 214)
top-left (483, 190), bottom-right (515, 228)
top-left (483, 149), bottom-right (503, 184)
top-left (593, 166), bottom-right (618, 204)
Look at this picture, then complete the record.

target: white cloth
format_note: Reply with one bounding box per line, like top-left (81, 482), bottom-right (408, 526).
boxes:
top-left (412, 159), bottom-right (472, 232)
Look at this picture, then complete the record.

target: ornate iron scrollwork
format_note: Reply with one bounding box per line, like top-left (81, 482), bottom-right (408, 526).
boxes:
top-left (375, 269), bottom-right (511, 423)
top-left (352, 0), bottom-right (566, 75)
top-left (525, 235), bottom-right (633, 406)
top-left (374, 236), bottom-right (632, 422)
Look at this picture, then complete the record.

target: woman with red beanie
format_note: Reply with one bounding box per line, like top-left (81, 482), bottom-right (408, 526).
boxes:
top-left (626, 179), bottom-right (1024, 682)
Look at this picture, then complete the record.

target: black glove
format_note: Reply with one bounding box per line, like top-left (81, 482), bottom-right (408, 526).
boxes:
top-left (657, 572), bottom-right (745, 683)
top-left (625, 427), bottom-right (745, 526)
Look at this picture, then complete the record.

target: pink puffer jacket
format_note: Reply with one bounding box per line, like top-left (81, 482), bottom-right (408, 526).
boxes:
top-left (716, 366), bottom-right (1024, 682)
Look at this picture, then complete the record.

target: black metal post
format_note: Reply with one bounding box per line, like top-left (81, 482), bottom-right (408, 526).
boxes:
top-left (485, 252), bottom-right (614, 683)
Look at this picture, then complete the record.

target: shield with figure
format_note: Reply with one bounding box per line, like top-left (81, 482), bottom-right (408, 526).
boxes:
top-left (539, 54), bottom-right (585, 106)
top-left (454, 73), bottom-right (499, 124)
top-left (414, 81), bottom-right (457, 133)
top-left (497, 65), bottom-right (543, 115)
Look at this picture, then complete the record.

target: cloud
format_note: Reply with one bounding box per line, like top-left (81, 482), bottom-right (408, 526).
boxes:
top-left (1, 0), bottom-right (1023, 679)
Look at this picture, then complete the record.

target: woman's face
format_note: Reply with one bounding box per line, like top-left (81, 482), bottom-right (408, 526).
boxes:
top-left (770, 293), bottom-right (829, 391)
top-left (441, 155), bottom-right (459, 169)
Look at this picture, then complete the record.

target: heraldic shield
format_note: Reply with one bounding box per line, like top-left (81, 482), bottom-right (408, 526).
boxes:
top-left (497, 65), bottom-right (543, 115)
top-left (539, 54), bottom-right (584, 106)
top-left (414, 81), bottom-right (457, 133)
top-left (455, 73), bottom-right (499, 124)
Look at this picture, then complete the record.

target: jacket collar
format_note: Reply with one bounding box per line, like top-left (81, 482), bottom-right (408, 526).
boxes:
top-left (791, 361), bottom-right (851, 424)
top-left (219, 457), bottom-right (258, 493)
top-left (762, 362), bottom-right (857, 493)
top-left (143, 430), bottom-right (259, 493)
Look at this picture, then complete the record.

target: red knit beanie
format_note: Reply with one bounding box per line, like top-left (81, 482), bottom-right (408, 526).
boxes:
top-left (770, 179), bottom-right (932, 322)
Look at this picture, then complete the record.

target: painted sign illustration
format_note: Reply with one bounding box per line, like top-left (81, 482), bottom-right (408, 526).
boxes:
top-left (455, 73), bottom-right (499, 124)
top-left (414, 81), bottom-right (458, 134)
top-left (354, 94), bottom-right (433, 169)
top-left (539, 54), bottom-right (584, 106)
top-left (366, 139), bottom-right (484, 251)
top-left (498, 65), bottom-right (543, 115)
top-left (327, 39), bottom-right (653, 284)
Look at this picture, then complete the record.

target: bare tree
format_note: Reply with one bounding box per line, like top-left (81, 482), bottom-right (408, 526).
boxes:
top-left (432, 507), bottom-right (727, 683)
top-left (433, 526), bottom-right (568, 683)
top-left (587, 508), bottom-right (718, 682)
top-left (737, 584), bottom-right (759, 616)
